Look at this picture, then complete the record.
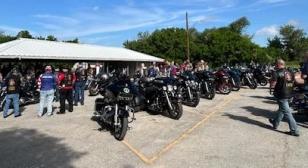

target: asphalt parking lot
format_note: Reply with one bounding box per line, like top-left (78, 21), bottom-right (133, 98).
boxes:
top-left (0, 87), bottom-right (308, 168)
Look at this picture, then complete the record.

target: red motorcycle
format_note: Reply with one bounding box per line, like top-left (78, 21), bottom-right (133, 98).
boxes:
top-left (214, 69), bottom-right (231, 94)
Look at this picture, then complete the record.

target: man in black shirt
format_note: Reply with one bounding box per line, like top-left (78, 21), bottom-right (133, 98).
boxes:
top-left (74, 64), bottom-right (87, 106)
top-left (269, 59), bottom-right (299, 136)
top-left (3, 68), bottom-right (22, 118)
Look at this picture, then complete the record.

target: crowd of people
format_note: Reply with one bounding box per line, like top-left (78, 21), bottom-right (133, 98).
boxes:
top-left (139, 59), bottom-right (209, 78)
top-left (0, 63), bottom-right (89, 118)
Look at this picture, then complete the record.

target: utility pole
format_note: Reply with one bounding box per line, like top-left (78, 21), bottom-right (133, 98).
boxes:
top-left (186, 12), bottom-right (190, 61)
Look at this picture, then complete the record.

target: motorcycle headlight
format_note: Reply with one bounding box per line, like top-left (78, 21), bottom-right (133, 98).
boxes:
top-left (163, 86), bottom-right (167, 91)
top-left (167, 85), bottom-right (173, 92)
top-left (173, 85), bottom-right (177, 90)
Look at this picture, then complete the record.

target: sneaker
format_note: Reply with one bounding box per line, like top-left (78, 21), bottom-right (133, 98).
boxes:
top-left (74, 103), bottom-right (78, 106)
top-left (268, 119), bottom-right (277, 129)
top-left (81, 102), bottom-right (84, 105)
top-left (37, 114), bottom-right (42, 118)
top-left (14, 114), bottom-right (22, 118)
top-left (289, 131), bottom-right (300, 137)
top-left (3, 115), bottom-right (8, 119)
top-left (47, 113), bottom-right (53, 117)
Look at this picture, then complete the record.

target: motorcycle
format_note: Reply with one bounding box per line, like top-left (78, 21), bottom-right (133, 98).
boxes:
top-left (195, 70), bottom-right (216, 100)
top-left (89, 73), bottom-right (116, 96)
top-left (139, 77), bottom-right (183, 120)
top-left (240, 68), bottom-right (258, 89)
top-left (227, 68), bottom-right (241, 91)
top-left (215, 69), bottom-right (231, 94)
top-left (177, 71), bottom-right (200, 107)
top-left (93, 78), bottom-right (136, 141)
top-left (253, 67), bottom-right (268, 86)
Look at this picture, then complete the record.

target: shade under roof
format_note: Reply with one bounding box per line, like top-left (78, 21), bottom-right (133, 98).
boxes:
top-left (0, 38), bottom-right (164, 62)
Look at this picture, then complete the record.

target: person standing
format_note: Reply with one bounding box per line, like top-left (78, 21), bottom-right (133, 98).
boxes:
top-left (54, 68), bottom-right (60, 102)
top-left (74, 64), bottom-right (87, 106)
top-left (57, 68), bottom-right (75, 114)
top-left (3, 68), bottom-right (22, 118)
top-left (37, 65), bottom-right (57, 117)
top-left (269, 59), bottom-right (299, 136)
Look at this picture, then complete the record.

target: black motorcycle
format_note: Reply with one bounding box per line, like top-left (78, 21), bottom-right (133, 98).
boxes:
top-left (195, 70), bottom-right (216, 100)
top-left (89, 73), bottom-right (116, 96)
top-left (177, 71), bottom-right (200, 107)
top-left (93, 78), bottom-right (136, 141)
top-left (253, 68), bottom-right (268, 86)
top-left (240, 69), bottom-right (257, 89)
top-left (228, 68), bottom-right (241, 91)
top-left (139, 77), bottom-right (183, 120)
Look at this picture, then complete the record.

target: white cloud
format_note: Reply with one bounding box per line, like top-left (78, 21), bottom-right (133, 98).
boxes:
top-left (287, 19), bottom-right (299, 26)
top-left (27, 0), bottom-right (237, 40)
top-left (256, 25), bottom-right (279, 37)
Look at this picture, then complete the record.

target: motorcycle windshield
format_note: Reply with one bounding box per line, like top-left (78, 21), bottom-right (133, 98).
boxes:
top-left (107, 80), bottom-right (139, 97)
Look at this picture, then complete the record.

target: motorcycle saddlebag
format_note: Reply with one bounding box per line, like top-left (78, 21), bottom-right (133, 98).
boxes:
top-left (95, 98), bottom-right (105, 112)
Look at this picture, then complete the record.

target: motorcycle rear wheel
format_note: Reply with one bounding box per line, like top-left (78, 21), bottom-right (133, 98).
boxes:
top-left (169, 102), bottom-right (183, 120)
top-left (114, 117), bottom-right (128, 141)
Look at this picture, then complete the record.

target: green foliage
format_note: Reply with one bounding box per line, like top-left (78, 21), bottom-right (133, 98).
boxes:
top-left (124, 17), bottom-right (264, 67)
top-left (16, 30), bottom-right (33, 39)
top-left (0, 31), bottom-right (79, 44)
top-left (229, 17), bottom-right (250, 34)
top-left (268, 25), bottom-right (308, 61)
top-left (0, 31), bottom-right (17, 44)
top-left (46, 35), bottom-right (57, 41)
top-left (63, 38), bottom-right (79, 43)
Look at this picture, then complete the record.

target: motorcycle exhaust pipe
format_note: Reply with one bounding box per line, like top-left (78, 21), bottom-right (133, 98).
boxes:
top-left (164, 91), bottom-right (174, 111)
top-left (187, 87), bottom-right (193, 100)
top-left (205, 82), bottom-right (209, 93)
top-left (114, 104), bottom-right (120, 126)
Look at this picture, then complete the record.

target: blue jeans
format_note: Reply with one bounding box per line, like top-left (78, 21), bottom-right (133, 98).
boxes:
top-left (74, 81), bottom-right (85, 104)
top-left (3, 93), bottom-right (20, 117)
top-left (274, 99), bottom-right (299, 133)
top-left (38, 89), bottom-right (55, 116)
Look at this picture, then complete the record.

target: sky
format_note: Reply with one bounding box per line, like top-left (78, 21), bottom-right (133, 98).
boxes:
top-left (0, 0), bottom-right (307, 47)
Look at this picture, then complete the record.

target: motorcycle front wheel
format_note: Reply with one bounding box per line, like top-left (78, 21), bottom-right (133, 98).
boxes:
top-left (259, 79), bottom-right (268, 86)
top-left (169, 102), bottom-right (183, 120)
top-left (190, 91), bottom-right (200, 107)
top-left (249, 80), bottom-right (258, 89)
top-left (114, 117), bottom-right (128, 141)
top-left (205, 90), bottom-right (215, 100)
top-left (89, 87), bottom-right (99, 96)
top-left (218, 84), bottom-right (231, 94)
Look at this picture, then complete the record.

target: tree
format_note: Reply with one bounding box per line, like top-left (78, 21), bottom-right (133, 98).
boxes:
top-left (229, 17), bottom-right (250, 34)
top-left (16, 30), bottom-right (33, 39)
top-left (123, 17), bottom-right (266, 67)
top-left (279, 25), bottom-right (307, 60)
top-left (0, 31), bottom-right (17, 44)
top-left (46, 35), bottom-right (57, 41)
top-left (64, 38), bottom-right (79, 43)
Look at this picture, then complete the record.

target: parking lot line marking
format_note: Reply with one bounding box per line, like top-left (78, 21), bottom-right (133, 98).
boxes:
top-left (122, 140), bottom-right (152, 164)
top-left (149, 94), bottom-right (240, 164)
